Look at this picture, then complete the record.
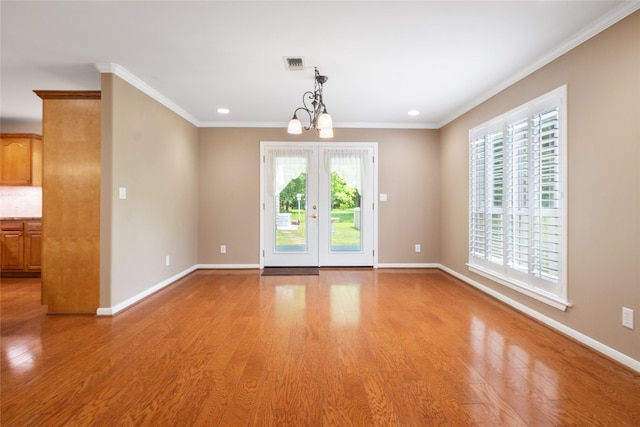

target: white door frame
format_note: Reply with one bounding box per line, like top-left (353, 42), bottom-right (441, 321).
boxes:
top-left (260, 141), bottom-right (378, 268)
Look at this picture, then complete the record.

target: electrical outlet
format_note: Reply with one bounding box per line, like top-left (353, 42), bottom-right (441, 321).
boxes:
top-left (622, 307), bottom-right (634, 329)
top-left (415, 244), bottom-right (421, 253)
top-left (165, 255), bottom-right (170, 266)
top-left (220, 245), bottom-right (226, 254)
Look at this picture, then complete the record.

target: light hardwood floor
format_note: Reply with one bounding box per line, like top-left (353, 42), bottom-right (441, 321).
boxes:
top-left (2, 269), bottom-right (639, 426)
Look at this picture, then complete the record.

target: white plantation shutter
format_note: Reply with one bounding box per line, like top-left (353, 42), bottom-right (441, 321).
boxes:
top-left (507, 117), bottom-right (530, 274)
top-left (469, 86), bottom-right (567, 310)
top-left (532, 108), bottom-right (561, 285)
top-left (488, 129), bottom-right (505, 265)
top-left (469, 135), bottom-right (486, 259)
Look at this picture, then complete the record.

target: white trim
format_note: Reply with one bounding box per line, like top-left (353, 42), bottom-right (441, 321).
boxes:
top-left (196, 263), bottom-right (261, 270)
top-left (198, 121), bottom-right (289, 128)
top-left (377, 263), bottom-right (440, 269)
top-left (438, 2), bottom-right (640, 127)
top-left (160, 119), bottom-right (441, 129)
top-left (468, 265), bottom-right (570, 311)
top-left (96, 265), bottom-right (197, 316)
top-left (335, 122), bottom-right (439, 129)
top-left (95, 62), bottom-right (200, 126)
top-left (147, 121), bottom-right (438, 130)
top-left (439, 264), bottom-right (640, 374)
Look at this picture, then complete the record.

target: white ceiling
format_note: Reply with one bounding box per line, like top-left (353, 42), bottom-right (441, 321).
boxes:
top-left (1, 1), bottom-right (638, 129)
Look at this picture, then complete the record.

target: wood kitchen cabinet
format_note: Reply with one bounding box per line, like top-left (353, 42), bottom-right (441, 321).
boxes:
top-left (0, 221), bottom-right (24, 271)
top-left (25, 220), bottom-right (42, 271)
top-left (0, 133), bottom-right (42, 186)
top-left (0, 219), bottom-right (41, 276)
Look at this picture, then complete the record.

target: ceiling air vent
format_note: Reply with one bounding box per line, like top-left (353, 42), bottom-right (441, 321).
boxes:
top-left (284, 56), bottom-right (305, 71)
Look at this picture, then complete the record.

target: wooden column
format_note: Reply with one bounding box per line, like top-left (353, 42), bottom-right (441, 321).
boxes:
top-left (35, 90), bottom-right (101, 314)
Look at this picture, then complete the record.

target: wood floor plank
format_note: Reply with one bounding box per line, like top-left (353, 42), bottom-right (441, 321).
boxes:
top-left (245, 368), bottom-right (278, 426)
top-left (342, 370), bottom-right (375, 425)
top-left (2, 270), bottom-right (640, 426)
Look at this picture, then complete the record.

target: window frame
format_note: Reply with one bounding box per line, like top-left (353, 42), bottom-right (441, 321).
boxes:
top-left (468, 85), bottom-right (568, 311)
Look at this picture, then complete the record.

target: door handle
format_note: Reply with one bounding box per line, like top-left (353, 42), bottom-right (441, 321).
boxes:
top-left (311, 214), bottom-right (318, 219)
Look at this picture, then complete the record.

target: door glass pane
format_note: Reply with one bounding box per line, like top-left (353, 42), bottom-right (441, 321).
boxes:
top-left (329, 152), bottom-right (362, 252)
top-left (274, 154), bottom-right (307, 252)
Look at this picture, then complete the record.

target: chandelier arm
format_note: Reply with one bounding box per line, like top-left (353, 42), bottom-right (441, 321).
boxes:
top-left (298, 90), bottom-right (319, 130)
top-left (301, 91), bottom-right (316, 112)
top-left (293, 106), bottom-right (313, 130)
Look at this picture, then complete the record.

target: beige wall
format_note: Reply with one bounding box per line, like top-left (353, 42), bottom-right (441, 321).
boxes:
top-left (101, 74), bottom-right (199, 308)
top-left (440, 12), bottom-right (640, 360)
top-left (0, 120), bottom-right (42, 134)
top-left (197, 127), bottom-right (440, 266)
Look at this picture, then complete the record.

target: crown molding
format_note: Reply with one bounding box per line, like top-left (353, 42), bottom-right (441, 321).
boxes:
top-left (197, 121), bottom-right (437, 129)
top-left (95, 62), bottom-right (200, 126)
top-left (197, 121), bottom-right (287, 128)
top-left (437, 1), bottom-right (640, 128)
top-left (335, 122), bottom-right (439, 130)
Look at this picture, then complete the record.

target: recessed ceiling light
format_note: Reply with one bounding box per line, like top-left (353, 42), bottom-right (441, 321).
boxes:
top-left (408, 110), bottom-right (420, 116)
top-left (217, 108), bottom-right (230, 114)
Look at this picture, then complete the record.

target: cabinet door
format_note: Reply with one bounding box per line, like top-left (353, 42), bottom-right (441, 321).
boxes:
top-left (31, 137), bottom-right (43, 186)
top-left (0, 136), bottom-right (32, 185)
top-left (25, 221), bottom-right (42, 271)
top-left (1, 224), bottom-right (25, 271)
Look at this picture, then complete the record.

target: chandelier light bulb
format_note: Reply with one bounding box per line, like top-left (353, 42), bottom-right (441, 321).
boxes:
top-left (317, 112), bottom-right (333, 130)
top-left (287, 116), bottom-right (302, 134)
top-left (319, 127), bottom-right (334, 139)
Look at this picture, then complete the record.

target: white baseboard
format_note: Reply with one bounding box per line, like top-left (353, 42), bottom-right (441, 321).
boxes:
top-left (196, 263), bottom-right (261, 269)
top-left (438, 263), bottom-right (640, 373)
top-left (377, 263), bottom-right (440, 269)
top-left (96, 265), bottom-right (198, 316)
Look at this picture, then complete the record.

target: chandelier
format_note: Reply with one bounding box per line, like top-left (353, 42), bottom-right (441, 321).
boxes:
top-left (287, 67), bottom-right (333, 138)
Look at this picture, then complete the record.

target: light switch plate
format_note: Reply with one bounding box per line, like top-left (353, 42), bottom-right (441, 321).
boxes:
top-left (119, 187), bottom-right (127, 200)
top-left (622, 307), bottom-right (634, 329)
top-left (379, 193), bottom-right (388, 201)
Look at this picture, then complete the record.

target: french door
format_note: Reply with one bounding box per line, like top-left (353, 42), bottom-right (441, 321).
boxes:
top-left (261, 142), bottom-right (376, 267)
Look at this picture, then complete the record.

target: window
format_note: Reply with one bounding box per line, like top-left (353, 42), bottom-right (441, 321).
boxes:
top-left (469, 86), bottom-right (568, 310)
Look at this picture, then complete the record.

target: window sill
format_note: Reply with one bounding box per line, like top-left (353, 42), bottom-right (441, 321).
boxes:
top-left (467, 264), bottom-right (570, 311)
